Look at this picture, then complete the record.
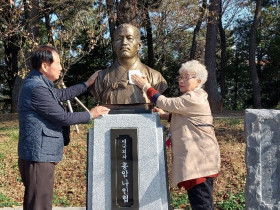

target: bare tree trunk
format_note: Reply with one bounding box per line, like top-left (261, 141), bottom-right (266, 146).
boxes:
top-left (28, 0), bottom-right (40, 41)
top-left (144, 5), bottom-right (154, 68)
top-left (204, 0), bottom-right (222, 112)
top-left (43, 0), bottom-right (54, 45)
top-left (2, 0), bottom-right (21, 113)
top-left (106, 0), bottom-right (117, 60)
top-left (218, 0), bottom-right (226, 99)
top-left (3, 40), bottom-right (20, 113)
top-left (11, 0), bottom-right (40, 112)
top-left (233, 51), bottom-right (238, 110)
top-left (189, 0), bottom-right (206, 60)
top-left (8, 0), bottom-right (41, 113)
top-left (249, 0), bottom-right (262, 108)
top-left (117, 0), bottom-right (139, 27)
top-left (11, 75), bottom-right (23, 112)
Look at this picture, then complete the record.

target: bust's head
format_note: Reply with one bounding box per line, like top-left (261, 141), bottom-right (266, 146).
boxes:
top-left (113, 24), bottom-right (142, 58)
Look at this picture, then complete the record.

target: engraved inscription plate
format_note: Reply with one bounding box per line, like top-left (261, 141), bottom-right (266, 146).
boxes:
top-left (260, 119), bottom-right (280, 204)
top-left (111, 129), bottom-right (139, 210)
top-left (116, 135), bottom-right (133, 207)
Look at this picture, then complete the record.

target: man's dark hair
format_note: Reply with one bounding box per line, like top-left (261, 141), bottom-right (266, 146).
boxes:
top-left (31, 46), bottom-right (59, 70)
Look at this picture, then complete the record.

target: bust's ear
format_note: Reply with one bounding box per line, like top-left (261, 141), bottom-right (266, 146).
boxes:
top-left (113, 40), bottom-right (118, 53)
top-left (138, 41), bottom-right (142, 51)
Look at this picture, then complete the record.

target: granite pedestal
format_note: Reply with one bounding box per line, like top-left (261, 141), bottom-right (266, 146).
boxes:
top-left (87, 113), bottom-right (170, 210)
top-left (245, 109), bottom-right (280, 210)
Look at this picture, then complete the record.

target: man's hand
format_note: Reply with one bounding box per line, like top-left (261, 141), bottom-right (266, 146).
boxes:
top-left (89, 105), bottom-right (110, 119)
top-left (85, 70), bottom-right (101, 88)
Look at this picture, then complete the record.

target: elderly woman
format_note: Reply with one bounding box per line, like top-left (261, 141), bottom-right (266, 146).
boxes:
top-left (132, 60), bottom-right (220, 210)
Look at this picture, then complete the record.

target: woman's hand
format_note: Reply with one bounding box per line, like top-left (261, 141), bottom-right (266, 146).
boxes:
top-left (153, 107), bottom-right (165, 115)
top-left (131, 74), bottom-right (149, 89)
top-left (153, 107), bottom-right (170, 120)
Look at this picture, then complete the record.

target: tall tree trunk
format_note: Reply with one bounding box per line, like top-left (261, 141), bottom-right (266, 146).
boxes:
top-left (204, 0), bottom-right (222, 112)
top-left (28, 0), bottom-right (40, 41)
top-left (144, 5), bottom-right (154, 68)
top-left (23, 0), bottom-right (40, 43)
top-left (218, 0), bottom-right (226, 99)
top-left (249, 0), bottom-right (262, 108)
top-left (106, 0), bottom-right (117, 60)
top-left (2, 0), bottom-right (22, 113)
top-left (9, 0), bottom-right (40, 113)
top-left (233, 51), bottom-right (238, 110)
top-left (11, 0), bottom-right (40, 112)
top-left (189, 0), bottom-right (206, 60)
top-left (11, 75), bottom-right (23, 112)
top-left (117, 0), bottom-right (139, 27)
top-left (3, 39), bottom-right (20, 113)
top-left (43, 0), bottom-right (54, 45)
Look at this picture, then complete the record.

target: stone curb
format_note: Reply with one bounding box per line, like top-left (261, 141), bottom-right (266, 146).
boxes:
top-left (0, 208), bottom-right (183, 210)
top-left (0, 208), bottom-right (86, 210)
top-left (0, 208), bottom-right (182, 210)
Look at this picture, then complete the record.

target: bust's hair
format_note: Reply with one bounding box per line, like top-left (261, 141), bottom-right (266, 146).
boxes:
top-left (113, 23), bottom-right (141, 41)
top-left (179, 60), bottom-right (208, 90)
top-left (31, 46), bottom-right (59, 70)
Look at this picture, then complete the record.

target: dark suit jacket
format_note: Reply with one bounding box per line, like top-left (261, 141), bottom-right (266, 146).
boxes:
top-left (18, 70), bottom-right (91, 162)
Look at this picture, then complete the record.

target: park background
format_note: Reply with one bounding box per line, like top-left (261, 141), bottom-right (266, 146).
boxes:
top-left (0, 0), bottom-right (279, 209)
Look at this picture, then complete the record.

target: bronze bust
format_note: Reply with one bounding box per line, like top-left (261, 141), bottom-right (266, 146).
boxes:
top-left (90, 23), bottom-right (168, 105)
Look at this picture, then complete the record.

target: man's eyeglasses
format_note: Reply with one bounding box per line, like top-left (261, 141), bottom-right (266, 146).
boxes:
top-left (177, 75), bottom-right (196, 81)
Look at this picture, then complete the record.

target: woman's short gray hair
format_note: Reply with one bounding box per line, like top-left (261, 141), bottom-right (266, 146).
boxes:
top-left (179, 60), bottom-right (208, 90)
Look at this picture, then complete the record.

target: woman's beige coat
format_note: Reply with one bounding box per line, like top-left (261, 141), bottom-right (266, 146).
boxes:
top-left (156, 88), bottom-right (220, 187)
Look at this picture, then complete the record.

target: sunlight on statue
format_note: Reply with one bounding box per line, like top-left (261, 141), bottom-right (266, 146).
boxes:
top-left (90, 23), bottom-right (167, 105)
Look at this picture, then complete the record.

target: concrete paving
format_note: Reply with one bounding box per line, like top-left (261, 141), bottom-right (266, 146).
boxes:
top-left (0, 207), bottom-right (86, 210)
top-left (0, 208), bottom-right (184, 210)
top-left (0, 207), bottom-right (182, 210)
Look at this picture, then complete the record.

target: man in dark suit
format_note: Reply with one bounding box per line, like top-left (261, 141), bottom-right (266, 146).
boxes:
top-left (17, 45), bottom-right (109, 210)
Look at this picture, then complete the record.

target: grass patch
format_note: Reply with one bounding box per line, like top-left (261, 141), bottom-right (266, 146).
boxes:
top-left (216, 191), bottom-right (245, 209)
top-left (53, 194), bottom-right (71, 207)
top-left (0, 153), bottom-right (5, 160)
top-left (0, 127), bottom-right (18, 131)
top-left (170, 191), bottom-right (190, 209)
top-left (0, 192), bottom-right (20, 207)
top-left (10, 130), bottom-right (19, 141)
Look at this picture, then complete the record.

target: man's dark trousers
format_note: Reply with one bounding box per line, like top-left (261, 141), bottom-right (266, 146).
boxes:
top-left (18, 158), bottom-right (55, 210)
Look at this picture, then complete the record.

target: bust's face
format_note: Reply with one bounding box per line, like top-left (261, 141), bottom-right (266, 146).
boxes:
top-left (113, 26), bottom-right (142, 58)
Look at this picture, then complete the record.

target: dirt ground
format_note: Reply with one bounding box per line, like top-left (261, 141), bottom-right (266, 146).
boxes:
top-left (0, 111), bottom-right (246, 208)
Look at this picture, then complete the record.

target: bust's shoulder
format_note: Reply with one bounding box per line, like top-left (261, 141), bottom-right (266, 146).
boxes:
top-left (140, 63), bottom-right (167, 93)
top-left (97, 64), bottom-right (116, 78)
top-left (140, 63), bottom-right (163, 76)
